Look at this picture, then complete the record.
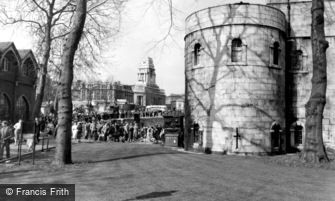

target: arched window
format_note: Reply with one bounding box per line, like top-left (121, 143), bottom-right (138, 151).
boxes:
top-left (231, 38), bottom-right (243, 62)
top-left (22, 58), bottom-right (34, 76)
top-left (270, 122), bottom-right (282, 151)
top-left (291, 50), bottom-right (306, 71)
top-left (296, 50), bottom-right (303, 70)
top-left (15, 96), bottom-right (29, 121)
top-left (273, 42), bottom-right (280, 65)
top-left (0, 93), bottom-right (10, 120)
top-left (294, 124), bottom-right (303, 145)
top-left (194, 43), bottom-right (201, 66)
top-left (290, 122), bottom-right (303, 147)
top-left (1, 51), bottom-right (19, 72)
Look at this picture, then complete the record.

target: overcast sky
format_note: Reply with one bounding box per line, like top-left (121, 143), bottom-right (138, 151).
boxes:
top-left (0, 0), bottom-right (266, 95)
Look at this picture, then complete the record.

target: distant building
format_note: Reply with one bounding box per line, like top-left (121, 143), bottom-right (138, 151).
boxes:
top-left (72, 57), bottom-right (166, 111)
top-left (133, 57), bottom-right (166, 106)
top-left (166, 94), bottom-right (184, 111)
top-left (0, 42), bottom-right (38, 127)
top-left (111, 82), bottom-right (134, 104)
top-left (73, 80), bottom-right (134, 105)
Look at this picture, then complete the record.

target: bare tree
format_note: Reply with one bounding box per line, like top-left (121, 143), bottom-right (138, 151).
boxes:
top-left (53, 0), bottom-right (87, 166)
top-left (303, 0), bottom-right (329, 163)
top-left (0, 0), bottom-right (125, 117)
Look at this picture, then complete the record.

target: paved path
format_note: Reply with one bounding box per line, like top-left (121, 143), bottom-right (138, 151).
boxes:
top-left (0, 143), bottom-right (334, 201)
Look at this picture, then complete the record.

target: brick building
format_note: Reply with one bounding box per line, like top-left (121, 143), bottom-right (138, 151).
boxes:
top-left (184, 1), bottom-right (335, 154)
top-left (0, 42), bottom-right (38, 128)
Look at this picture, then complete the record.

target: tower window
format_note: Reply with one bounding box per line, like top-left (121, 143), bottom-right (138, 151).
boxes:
top-left (296, 50), bottom-right (303, 70)
top-left (231, 38), bottom-right (243, 62)
top-left (292, 50), bottom-right (306, 71)
top-left (194, 43), bottom-right (201, 66)
top-left (270, 122), bottom-right (282, 150)
top-left (290, 122), bottom-right (304, 147)
top-left (273, 42), bottom-right (280, 65)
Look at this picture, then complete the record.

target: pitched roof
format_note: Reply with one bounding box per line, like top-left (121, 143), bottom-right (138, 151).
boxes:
top-left (0, 42), bottom-right (14, 52)
top-left (18, 49), bottom-right (31, 59)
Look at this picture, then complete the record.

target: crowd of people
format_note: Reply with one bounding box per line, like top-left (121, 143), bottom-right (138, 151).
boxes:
top-left (0, 110), bottom-right (183, 161)
top-left (74, 109), bottom-right (184, 122)
top-left (71, 118), bottom-right (166, 144)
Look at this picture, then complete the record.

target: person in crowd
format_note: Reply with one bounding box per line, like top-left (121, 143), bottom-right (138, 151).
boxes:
top-left (90, 119), bottom-right (98, 141)
top-left (0, 121), bottom-right (13, 160)
top-left (118, 123), bottom-right (125, 142)
top-left (123, 122), bottom-right (129, 141)
top-left (153, 126), bottom-right (159, 141)
top-left (133, 122), bottom-right (138, 141)
top-left (103, 122), bottom-right (111, 141)
top-left (128, 122), bottom-right (134, 143)
top-left (99, 122), bottom-right (108, 142)
top-left (159, 127), bottom-right (166, 145)
top-left (77, 121), bottom-right (83, 143)
top-left (13, 119), bottom-right (23, 146)
top-left (106, 122), bottom-right (114, 142)
top-left (46, 120), bottom-right (55, 136)
top-left (72, 122), bottom-right (78, 141)
top-left (97, 121), bottom-right (103, 137)
top-left (146, 127), bottom-right (153, 143)
top-left (84, 121), bottom-right (91, 140)
top-left (155, 125), bottom-right (161, 141)
top-left (40, 117), bottom-right (46, 132)
top-left (140, 127), bottom-right (147, 142)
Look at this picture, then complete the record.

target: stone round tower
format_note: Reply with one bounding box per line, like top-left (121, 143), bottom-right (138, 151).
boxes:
top-left (184, 3), bottom-right (287, 154)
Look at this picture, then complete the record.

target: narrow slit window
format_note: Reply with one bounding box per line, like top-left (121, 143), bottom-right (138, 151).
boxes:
top-left (273, 42), bottom-right (280, 65)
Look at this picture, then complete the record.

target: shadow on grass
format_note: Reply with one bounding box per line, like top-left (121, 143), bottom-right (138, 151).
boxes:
top-left (123, 190), bottom-right (178, 201)
top-left (0, 169), bottom-right (33, 176)
top-left (78, 152), bottom-right (185, 164)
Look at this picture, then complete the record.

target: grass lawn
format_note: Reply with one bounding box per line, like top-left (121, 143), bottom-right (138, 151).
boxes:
top-left (0, 142), bottom-right (334, 201)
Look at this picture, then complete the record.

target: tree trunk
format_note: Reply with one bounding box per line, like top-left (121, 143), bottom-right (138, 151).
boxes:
top-left (303, 0), bottom-right (329, 163)
top-left (53, 0), bottom-right (87, 166)
top-left (33, 26), bottom-right (52, 118)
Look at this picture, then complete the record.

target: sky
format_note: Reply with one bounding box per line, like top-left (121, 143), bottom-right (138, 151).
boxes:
top-left (0, 0), bottom-right (266, 95)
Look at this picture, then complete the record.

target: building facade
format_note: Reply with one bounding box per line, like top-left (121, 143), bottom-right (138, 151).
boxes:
top-left (0, 42), bottom-right (38, 127)
top-left (72, 57), bottom-right (166, 111)
top-left (73, 80), bottom-right (134, 105)
top-left (133, 57), bottom-right (166, 106)
top-left (184, 1), bottom-right (335, 154)
top-left (166, 94), bottom-right (185, 111)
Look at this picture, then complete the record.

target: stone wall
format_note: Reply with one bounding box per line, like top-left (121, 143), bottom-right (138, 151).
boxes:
top-left (268, 0), bottom-right (335, 148)
top-left (120, 117), bottom-right (164, 128)
top-left (185, 4), bottom-right (287, 154)
top-left (268, 0), bottom-right (335, 37)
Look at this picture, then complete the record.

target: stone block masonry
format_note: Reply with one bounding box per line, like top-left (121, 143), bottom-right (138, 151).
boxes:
top-left (185, 3), bottom-right (286, 154)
